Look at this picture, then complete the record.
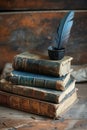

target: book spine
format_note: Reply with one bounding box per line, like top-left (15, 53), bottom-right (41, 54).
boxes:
top-left (8, 75), bottom-right (64, 91)
top-left (0, 82), bottom-right (59, 103)
top-left (0, 90), bottom-right (56, 118)
top-left (12, 56), bottom-right (60, 76)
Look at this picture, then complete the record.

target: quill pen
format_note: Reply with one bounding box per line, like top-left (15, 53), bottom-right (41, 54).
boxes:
top-left (54, 11), bottom-right (74, 49)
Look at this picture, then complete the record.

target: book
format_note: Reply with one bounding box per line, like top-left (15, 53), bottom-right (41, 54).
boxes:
top-left (12, 52), bottom-right (73, 77)
top-left (0, 90), bottom-right (77, 118)
top-left (0, 77), bottom-right (75, 103)
top-left (7, 70), bottom-right (70, 91)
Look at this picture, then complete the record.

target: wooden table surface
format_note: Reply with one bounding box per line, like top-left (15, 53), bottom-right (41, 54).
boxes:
top-left (0, 83), bottom-right (87, 130)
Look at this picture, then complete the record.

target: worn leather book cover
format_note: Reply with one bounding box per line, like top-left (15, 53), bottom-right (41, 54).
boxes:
top-left (12, 52), bottom-right (73, 77)
top-left (0, 89), bottom-right (77, 118)
top-left (0, 77), bottom-right (75, 103)
top-left (7, 70), bottom-right (70, 91)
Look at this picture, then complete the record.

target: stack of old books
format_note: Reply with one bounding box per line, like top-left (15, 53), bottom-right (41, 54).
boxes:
top-left (0, 52), bottom-right (77, 118)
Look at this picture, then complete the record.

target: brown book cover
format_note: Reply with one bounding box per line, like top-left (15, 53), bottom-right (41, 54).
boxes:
top-left (0, 77), bottom-right (75, 103)
top-left (0, 90), bottom-right (77, 118)
top-left (12, 52), bottom-right (73, 77)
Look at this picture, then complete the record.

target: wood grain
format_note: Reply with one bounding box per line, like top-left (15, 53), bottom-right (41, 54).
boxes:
top-left (0, 11), bottom-right (87, 73)
top-left (0, 0), bottom-right (87, 10)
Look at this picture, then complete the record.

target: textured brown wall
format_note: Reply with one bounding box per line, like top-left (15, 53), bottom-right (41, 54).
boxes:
top-left (0, 1), bottom-right (87, 73)
top-left (0, 0), bottom-right (87, 10)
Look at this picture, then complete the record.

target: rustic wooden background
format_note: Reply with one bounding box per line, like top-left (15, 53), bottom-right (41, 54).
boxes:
top-left (0, 0), bottom-right (87, 73)
top-left (0, 0), bottom-right (87, 10)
